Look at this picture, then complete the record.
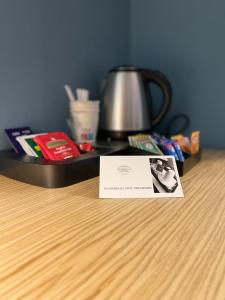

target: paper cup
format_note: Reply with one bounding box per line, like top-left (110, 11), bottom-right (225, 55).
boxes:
top-left (70, 100), bottom-right (99, 111)
top-left (69, 101), bottom-right (100, 144)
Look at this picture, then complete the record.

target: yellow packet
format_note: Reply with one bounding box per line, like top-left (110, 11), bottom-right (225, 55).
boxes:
top-left (191, 131), bottom-right (200, 154)
top-left (171, 134), bottom-right (184, 141)
top-left (171, 134), bottom-right (191, 154)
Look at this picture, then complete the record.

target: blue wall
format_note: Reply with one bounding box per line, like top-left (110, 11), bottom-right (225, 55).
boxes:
top-left (130, 0), bottom-right (225, 148)
top-left (1, 0), bottom-right (224, 149)
top-left (0, 0), bottom-right (130, 149)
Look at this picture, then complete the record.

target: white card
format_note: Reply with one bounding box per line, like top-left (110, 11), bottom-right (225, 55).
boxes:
top-left (99, 156), bottom-right (184, 198)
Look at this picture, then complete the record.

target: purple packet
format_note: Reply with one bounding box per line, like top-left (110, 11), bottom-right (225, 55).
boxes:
top-left (5, 127), bottom-right (33, 153)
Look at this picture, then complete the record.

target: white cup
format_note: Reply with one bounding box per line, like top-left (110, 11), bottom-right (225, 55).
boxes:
top-left (69, 101), bottom-right (100, 144)
top-left (70, 100), bottom-right (99, 109)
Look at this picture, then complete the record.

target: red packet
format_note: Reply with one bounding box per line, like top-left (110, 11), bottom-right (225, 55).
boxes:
top-left (34, 132), bottom-right (80, 161)
top-left (78, 143), bottom-right (95, 153)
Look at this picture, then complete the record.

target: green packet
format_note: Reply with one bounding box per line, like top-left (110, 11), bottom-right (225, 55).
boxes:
top-left (128, 134), bottom-right (163, 155)
top-left (25, 138), bottom-right (43, 157)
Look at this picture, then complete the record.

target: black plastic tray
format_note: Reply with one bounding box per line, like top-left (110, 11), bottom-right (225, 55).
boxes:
top-left (0, 146), bottom-right (201, 188)
top-left (126, 147), bottom-right (202, 177)
top-left (0, 145), bottom-right (129, 188)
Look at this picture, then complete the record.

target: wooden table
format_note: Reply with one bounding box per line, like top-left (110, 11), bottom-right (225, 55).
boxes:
top-left (0, 149), bottom-right (225, 300)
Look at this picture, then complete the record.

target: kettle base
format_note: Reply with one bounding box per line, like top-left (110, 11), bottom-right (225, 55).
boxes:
top-left (98, 129), bottom-right (151, 141)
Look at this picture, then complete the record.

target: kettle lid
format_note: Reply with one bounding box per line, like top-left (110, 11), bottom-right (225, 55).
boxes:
top-left (109, 65), bottom-right (140, 72)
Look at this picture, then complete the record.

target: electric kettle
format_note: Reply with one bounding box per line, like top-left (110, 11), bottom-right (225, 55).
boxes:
top-left (99, 65), bottom-right (172, 139)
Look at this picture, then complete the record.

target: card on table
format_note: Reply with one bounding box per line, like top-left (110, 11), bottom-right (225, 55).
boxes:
top-left (99, 156), bottom-right (184, 198)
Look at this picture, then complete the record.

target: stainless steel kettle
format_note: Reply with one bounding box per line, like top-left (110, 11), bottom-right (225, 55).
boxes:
top-left (99, 65), bottom-right (172, 139)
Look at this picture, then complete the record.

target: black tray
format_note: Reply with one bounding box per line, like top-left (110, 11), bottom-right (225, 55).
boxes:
top-left (0, 146), bottom-right (201, 188)
top-left (0, 145), bottom-right (129, 188)
top-left (125, 147), bottom-right (202, 177)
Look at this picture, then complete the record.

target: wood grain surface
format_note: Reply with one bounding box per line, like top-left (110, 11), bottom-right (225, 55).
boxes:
top-left (0, 150), bottom-right (225, 300)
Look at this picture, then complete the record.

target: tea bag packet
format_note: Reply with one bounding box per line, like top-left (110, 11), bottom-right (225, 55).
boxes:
top-left (140, 136), bottom-right (163, 154)
top-left (170, 140), bottom-right (185, 161)
top-left (128, 134), bottom-right (163, 155)
top-left (161, 143), bottom-right (179, 160)
top-left (171, 131), bottom-right (200, 155)
top-left (191, 131), bottom-right (200, 154)
top-left (34, 132), bottom-right (80, 161)
top-left (171, 134), bottom-right (190, 153)
top-left (151, 134), bottom-right (184, 161)
top-left (5, 127), bottom-right (33, 154)
top-left (16, 133), bottom-right (45, 157)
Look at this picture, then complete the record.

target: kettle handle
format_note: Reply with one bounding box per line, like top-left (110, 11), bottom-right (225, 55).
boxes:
top-left (141, 69), bottom-right (172, 127)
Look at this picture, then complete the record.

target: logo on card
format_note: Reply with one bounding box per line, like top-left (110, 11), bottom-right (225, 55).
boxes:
top-left (117, 165), bottom-right (132, 175)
